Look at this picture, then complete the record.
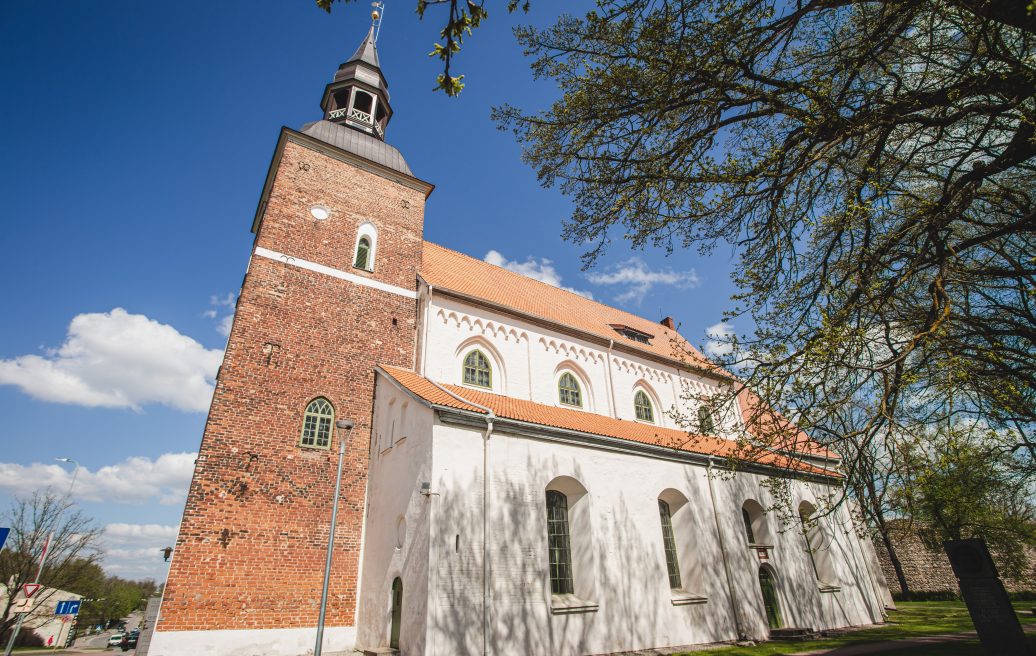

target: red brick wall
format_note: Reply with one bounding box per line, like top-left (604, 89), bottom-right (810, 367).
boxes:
top-left (158, 138), bottom-right (426, 632)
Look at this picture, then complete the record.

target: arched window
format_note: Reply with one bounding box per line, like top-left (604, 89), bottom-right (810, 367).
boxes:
top-left (352, 223), bottom-right (378, 271)
top-left (300, 397), bottom-right (334, 449)
top-left (390, 577), bottom-right (402, 649)
top-left (799, 501), bottom-right (838, 585)
top-left (742, 499), bottom-right (770, 545)
top-left (462, 349), bottom-right (492, 388)
top-left (354, 236), bottom-right (371, 270)
top-left (558, 372), bottom-right (582, 407)
top-left (658, 499), bottom-right (681, 589)
top-left (634, 390), bottom-right (654, 422)
top-left (742, 507), bottom-right (756, 544)
top-left (545, 490), bottom-right (574, 594)
top-left (697, 405), bottom-right (715, 434)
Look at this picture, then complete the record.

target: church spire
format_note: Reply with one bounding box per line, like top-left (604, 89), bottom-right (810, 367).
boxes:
top-left (320, 23), bottom-right (392, 140)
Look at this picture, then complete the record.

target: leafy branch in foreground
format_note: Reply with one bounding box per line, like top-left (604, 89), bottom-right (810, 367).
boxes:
top-left (494, 0), bottom-right (1036, 510)
top-left (317, 0), bottom-right (530, 95)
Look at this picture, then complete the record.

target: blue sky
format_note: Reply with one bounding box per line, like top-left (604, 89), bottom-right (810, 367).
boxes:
top-left (0, 1), bottom-right (739, 581)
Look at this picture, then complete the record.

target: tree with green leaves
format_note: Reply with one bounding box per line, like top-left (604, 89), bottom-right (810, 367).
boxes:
top-left (894, 423), bottom-right (1036, 577)
top-left (317, 0), bottom-right (530, 95)
top-left (487, 0), bottom-right (1036, 481)
top-left (0, 491), bottom-right (101, 645)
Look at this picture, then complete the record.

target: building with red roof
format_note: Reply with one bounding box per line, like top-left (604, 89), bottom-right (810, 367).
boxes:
top-left (150, 24), bottom-right (891, 656)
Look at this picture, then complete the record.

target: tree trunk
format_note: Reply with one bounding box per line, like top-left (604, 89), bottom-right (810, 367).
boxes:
top-left (865, 478), bottom-right (912, 598)
top-left (877, 517), bottom-right (911, 599)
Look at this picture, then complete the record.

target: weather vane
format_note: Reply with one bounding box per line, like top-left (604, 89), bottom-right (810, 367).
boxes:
top-left (371, 2), bottom-right (385, 43)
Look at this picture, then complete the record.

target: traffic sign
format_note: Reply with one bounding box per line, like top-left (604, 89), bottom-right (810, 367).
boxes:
top-left (0, 527), bottom-right (9, 551)
top-left (55, 600), bottom-right (82, 615)
top-left (12, 598), bottom-right (33, 614)
top-left (22, 583), bottom-right (42, 598)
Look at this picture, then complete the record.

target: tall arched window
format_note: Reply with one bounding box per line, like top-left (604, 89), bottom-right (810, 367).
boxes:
top-left (697, 405), bottom-right (716, 434)
top-left (742, 507), bottom-right (756, 544)
top-left (300, 397), bottom-right (334, 449)
top-left (799, 501), bottom-right (838, 585)
top-left (634, 390), bottom-right (654, 422)
top-left (545, 490), bottom-right (574, 594)
top-left (558, 372), bottom-right (582, 407)
top-left (354, 236), bottom-right (371, 270)
top-left (462, 349), bottom-right (492, 388)
top-left (742, 499), bottom-right (771, 545)
top-left (658, 499), bottom-right (681, 589)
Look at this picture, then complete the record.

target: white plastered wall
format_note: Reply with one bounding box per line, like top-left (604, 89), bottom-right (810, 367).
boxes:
top-left (423, 294), bottom-right (737, 433)
top-left (355, 377), bottom-right (436, 654)
top-left (421, 420), bottom-right (884, 655)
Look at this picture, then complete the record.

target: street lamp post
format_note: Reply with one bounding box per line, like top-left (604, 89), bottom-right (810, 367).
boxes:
top-left (314, 419), bottom-right (355, 656)
top-left (55, 458), bottom-right (81, 501)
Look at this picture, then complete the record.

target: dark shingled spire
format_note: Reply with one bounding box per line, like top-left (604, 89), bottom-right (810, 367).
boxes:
top-left (346, 25), bottom-right (380, 69)
top-left (319, 26), bottom-right (393, 141)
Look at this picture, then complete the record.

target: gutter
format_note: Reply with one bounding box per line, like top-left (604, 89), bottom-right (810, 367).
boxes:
top-left (428, 380), bottom-right (495, 656)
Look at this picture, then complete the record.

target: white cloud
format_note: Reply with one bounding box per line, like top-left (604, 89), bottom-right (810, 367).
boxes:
top-left (705, 321), bottom-right (736, 357)
top-left (0, 452), bottom-right (197, 505)
top-left (206, 293), bottom-right (236, 337)
top-left (0, 308), bottom-right (222, 412)
top-left (217, 314), bottom-right (234, 337)
top-left (102, 522), bottom-right (180, 581)
top-left (105, 523), bottom-right (180, 541)
top-left (587, 258), bottom-right (700, 304)
top-left (484, 250), bottom-right (594, 299)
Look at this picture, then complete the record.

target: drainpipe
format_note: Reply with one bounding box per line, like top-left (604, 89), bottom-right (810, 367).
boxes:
top-left (429, 381), bottom-right (495, 655)
top-left (707, 457), bottom-right (745, 641)
top-left (605, 339), bottom-right (618, 418)
top-left (420, 283), bottom-right (433, 376)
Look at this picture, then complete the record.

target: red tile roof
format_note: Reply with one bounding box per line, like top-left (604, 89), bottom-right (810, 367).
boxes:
top-left (380, 365), bottom-right (840, 478)
top-left (420, 242), bottom-right (719, 373)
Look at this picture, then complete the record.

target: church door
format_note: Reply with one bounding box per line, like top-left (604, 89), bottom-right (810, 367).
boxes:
top-left (390, 577), bottom-right (403, 649)
top-left (758, 566), bottom-right (782, 630)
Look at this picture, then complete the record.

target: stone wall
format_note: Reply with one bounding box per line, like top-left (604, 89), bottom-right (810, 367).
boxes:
top-left (872, 523), bottom-right (1036, 596)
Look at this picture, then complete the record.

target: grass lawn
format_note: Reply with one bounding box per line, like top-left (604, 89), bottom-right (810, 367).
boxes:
top-left (675, 601), bottom-right (1036, 655)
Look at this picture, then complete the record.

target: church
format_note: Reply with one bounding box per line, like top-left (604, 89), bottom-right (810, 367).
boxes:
top-left (149, 24), bottom-right (891, 656)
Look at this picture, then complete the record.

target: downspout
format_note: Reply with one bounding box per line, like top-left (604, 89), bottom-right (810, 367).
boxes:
top-left (420, 283), bottom-right (433, 376)
top-left (605, 339), bottom-right (618, 418)
top-left (707, 457), bottom-right (745, 641)
top-left (429, 380), bottom-right (495, 656)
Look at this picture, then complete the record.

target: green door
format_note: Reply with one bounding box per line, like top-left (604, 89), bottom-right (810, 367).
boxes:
top-left (758, 567), bottom-right (782, 630)
top-left (390, 577), bottom-right (403, 649)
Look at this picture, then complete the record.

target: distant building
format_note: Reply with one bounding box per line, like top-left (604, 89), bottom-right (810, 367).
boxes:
top-left (151, 25), bottom-right (890, 656)
top-left (0, 584), bottom-right (81, 648)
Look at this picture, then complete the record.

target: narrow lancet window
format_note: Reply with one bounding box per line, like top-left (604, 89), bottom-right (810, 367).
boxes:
top-left (558, 372), bottom-right (582, 407)
top-left (546, 490), bottom-right (574, 594)
top-left (634, 390), bottom-right (654, 422)
top-left (354, 236), bottom-right (371, 270)
top-left (658, 499), bottom-right (682, 589)
top-left (698, 405), bottom-right (715, 435)
top-left (462, 349), bottom-right (492, 388)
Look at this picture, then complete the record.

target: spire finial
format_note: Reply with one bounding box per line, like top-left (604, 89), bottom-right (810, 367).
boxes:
top-left (371, 2), bottom-right (385, 43)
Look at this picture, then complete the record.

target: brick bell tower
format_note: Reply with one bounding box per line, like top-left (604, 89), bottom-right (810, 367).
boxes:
top-left (152, 24), bottom-right (433, 656)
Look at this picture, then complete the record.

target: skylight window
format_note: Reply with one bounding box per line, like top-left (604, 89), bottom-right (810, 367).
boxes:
top-left (609, 324), bottom-right (653, 344)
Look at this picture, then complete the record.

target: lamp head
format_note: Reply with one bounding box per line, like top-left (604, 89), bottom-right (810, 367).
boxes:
top-left (335, 419), bottom-right (355, 430)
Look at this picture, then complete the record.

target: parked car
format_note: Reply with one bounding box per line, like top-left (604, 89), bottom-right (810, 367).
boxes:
top-left (108, 633), bottom-right (125, 647)
top-left (120, 633), bottom-right (138, 651)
